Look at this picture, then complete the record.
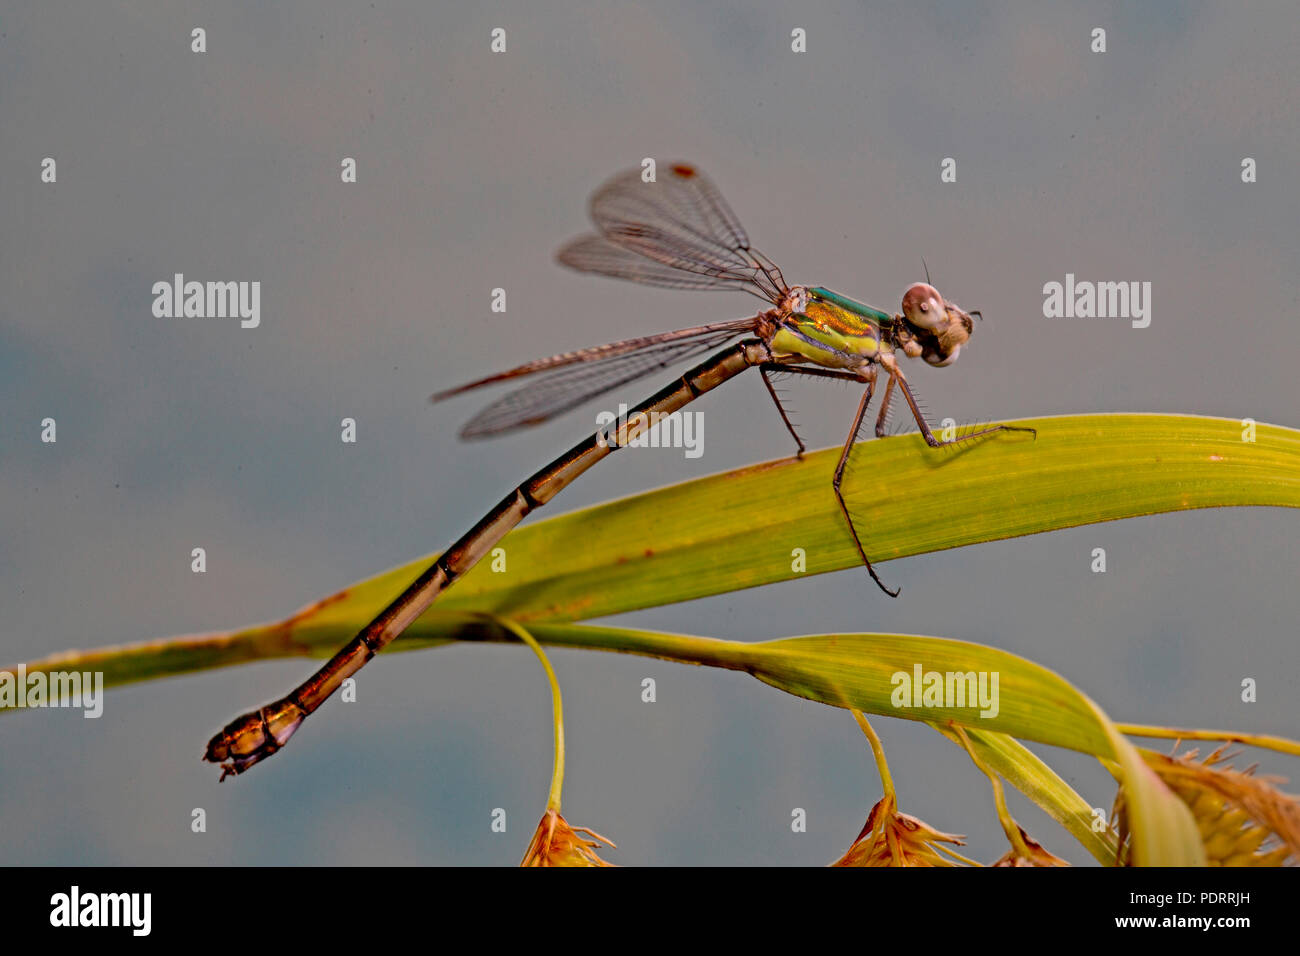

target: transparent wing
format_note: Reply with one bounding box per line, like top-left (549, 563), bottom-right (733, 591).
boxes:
top-left (556, 235), bottom-right (756, 292)
top-left (556, 163), bottom-right (788, 304)
top-left (432, 320), bottom-right (756, 439)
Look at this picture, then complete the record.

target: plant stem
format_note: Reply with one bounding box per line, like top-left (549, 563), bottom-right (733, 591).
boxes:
top-left (495, 617), bottom-right (565, 813)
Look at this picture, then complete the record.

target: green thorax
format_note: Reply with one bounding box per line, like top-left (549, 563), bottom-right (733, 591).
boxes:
top-left (770, 286), bottom-right (896, 369)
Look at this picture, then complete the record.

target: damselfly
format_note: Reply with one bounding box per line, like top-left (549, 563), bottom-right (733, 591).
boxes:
top-left (204, 162), bottom-right (1032, 779)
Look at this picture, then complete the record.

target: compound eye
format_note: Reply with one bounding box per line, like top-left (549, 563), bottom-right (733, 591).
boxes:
top-left (902, 282), bottom-right (945, 331)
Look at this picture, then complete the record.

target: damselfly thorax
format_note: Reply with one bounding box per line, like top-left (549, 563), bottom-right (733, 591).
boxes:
top-left (770, 284), bottom-right (977, 370)
top-left (203, 162), bottom-right (1031, 780)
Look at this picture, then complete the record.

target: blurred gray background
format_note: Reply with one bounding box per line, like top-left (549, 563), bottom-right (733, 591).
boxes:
top-left (2, 1), bottom-right (1297, 865)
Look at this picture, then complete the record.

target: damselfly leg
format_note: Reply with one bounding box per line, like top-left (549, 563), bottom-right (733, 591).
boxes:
top-left (759, 361), bottom-right (878, 463)
top-left (879, 355), bottom-right (1038, 450)
top-left (759, 366), bottom-right (808, 457)
top-left (874, 374), bottom-right (895, 438)
top-left (767, 358), bottom-right (1036, 597)
top-left (831, 375), bottom-right (901, 596)
top-left (760, 364), bottom-right (896, 594)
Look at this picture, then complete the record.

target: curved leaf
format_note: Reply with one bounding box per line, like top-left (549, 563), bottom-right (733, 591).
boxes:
top-left (8, 414), bottom-right (1299, 691)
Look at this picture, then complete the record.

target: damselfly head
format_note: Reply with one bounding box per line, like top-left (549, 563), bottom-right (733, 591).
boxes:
top-left (900, 283), bottom-right (973, 368)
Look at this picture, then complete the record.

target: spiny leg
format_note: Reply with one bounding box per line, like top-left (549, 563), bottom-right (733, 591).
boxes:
top-left (874, 374), bottom-right (895, 438)
top-left (885, 360), bottom-right (1036, 448)
top-left (758, 364), bottom-right (869, 456)
top-left (832, 377), bottom-right (899, 598)
top-left (757, 363), bottom-right (899, 594)
top-left (759, 366), bottom-right (806, 457)
top-left (759, 364), bottom-right (866, 385)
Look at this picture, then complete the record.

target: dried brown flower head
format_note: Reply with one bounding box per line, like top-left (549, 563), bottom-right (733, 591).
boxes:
top-left (831, 794), bottom-right (974, 867)
top-left (1114, 745), bottom-right (1299, 866)
top-left (520, 809), bottom-right (617, 867)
